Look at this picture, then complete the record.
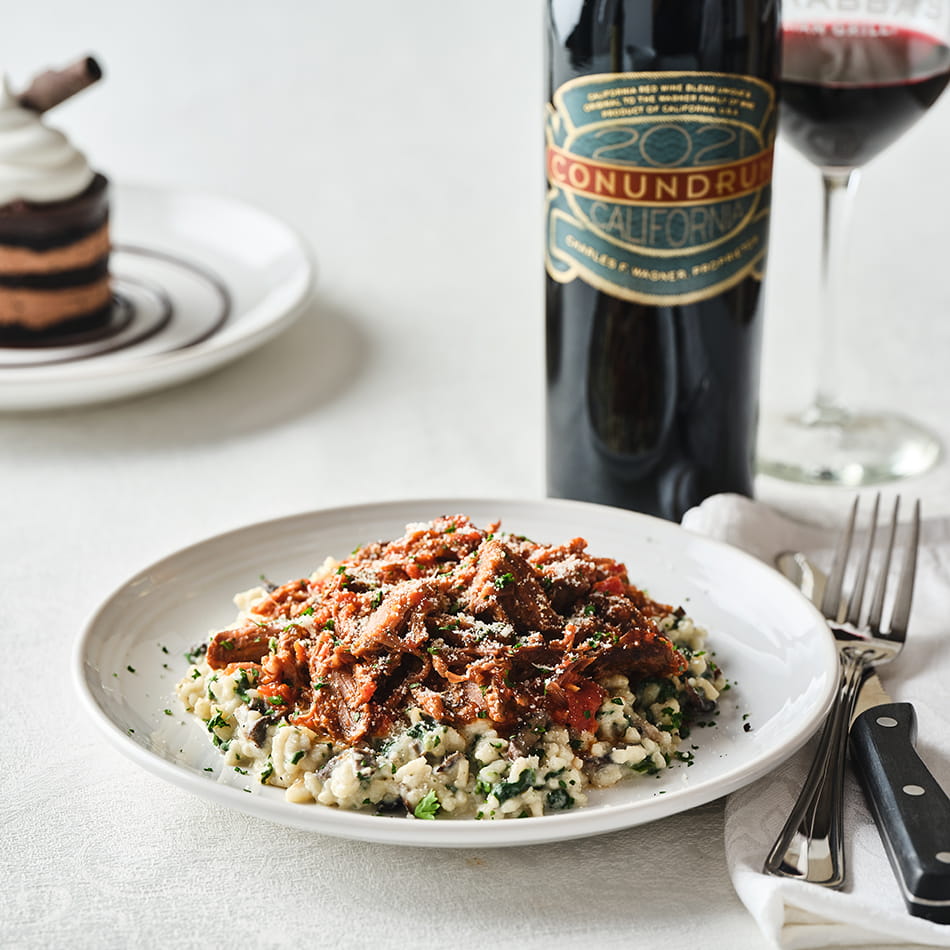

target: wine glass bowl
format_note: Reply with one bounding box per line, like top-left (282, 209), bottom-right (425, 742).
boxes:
top-left (757, 10), bottom-right (950, 485)
top-left (781, 24), bottom-right (950, 169)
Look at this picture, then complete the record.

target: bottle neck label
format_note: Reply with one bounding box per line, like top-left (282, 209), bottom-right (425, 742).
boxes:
top-left (546, 71), bottom-right (776, 304)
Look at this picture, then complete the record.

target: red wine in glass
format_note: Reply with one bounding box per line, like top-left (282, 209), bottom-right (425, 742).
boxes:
top-left (782, 25), bottom-right (950, 168)
top-left (759, 17), bottom-right (950, 486)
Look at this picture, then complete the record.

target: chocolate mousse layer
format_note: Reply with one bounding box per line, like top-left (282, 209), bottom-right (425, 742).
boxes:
top-left (0, 173), bottom-right (111, 333)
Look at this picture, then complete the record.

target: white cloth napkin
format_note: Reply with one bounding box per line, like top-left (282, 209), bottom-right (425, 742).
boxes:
top-left (682, 494), bottom-right (950, 950)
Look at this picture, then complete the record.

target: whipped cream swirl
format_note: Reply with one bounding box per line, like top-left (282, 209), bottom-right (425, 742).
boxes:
top-left (0, 74), bottom-right (94, 205)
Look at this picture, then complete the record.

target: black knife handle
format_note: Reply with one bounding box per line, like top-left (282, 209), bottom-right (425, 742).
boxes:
top-left (850, 702), bottom-right (950, 923)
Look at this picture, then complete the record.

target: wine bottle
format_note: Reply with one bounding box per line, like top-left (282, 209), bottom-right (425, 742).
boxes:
top-left (545, 0), bottom-right (779, 521)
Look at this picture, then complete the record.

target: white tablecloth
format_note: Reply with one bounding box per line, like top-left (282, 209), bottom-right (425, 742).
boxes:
top-left (3, 4), bottom-right (950, 948)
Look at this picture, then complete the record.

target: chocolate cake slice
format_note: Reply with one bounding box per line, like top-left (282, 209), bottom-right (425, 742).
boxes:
top-left (0, 58), bottom-right (111, 342)
top-left (0, 172), bottom-right (111, 337)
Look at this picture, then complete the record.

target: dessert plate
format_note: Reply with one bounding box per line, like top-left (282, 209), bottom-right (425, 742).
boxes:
top-left (0, 183), bottom-right (312, 409)
top-left (74, 497), bottom-right (838, 848)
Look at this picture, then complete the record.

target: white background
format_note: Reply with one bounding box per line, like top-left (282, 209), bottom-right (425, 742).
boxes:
top-left (3, 3), bottom-right (949, 948)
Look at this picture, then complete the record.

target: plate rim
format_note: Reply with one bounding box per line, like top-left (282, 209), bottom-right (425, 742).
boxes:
top-left (0, 180), bottom-right (314, 407)
top-left (73, 495), bottom-right (837, 847)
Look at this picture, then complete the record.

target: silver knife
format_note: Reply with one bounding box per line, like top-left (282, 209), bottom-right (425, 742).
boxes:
top-left (777, 551), bottom-right (950, 922)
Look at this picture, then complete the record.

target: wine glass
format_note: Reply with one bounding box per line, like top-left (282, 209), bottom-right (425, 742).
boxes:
top-left (758, 5), bottom-right (950, 485)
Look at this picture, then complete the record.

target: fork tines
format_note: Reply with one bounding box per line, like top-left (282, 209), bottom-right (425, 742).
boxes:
top-left (821, 494), bottom-right (920, 638)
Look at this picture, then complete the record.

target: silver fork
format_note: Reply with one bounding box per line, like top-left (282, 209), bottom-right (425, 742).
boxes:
top-left (764, 493), bottom-right (920, 887)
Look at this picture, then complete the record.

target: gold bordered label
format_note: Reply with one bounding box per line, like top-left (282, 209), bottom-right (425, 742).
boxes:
top-left (545, 71), bottom-right (776, 305)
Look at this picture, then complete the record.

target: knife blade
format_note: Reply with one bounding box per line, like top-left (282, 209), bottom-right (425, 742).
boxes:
top-left (776, 551), bottom-right (950, 921)
top-left (850, 670), bottom-right (950, 924)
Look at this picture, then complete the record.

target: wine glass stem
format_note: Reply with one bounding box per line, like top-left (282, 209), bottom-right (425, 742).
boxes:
top-left (812, 168), bottom-right (859, 422)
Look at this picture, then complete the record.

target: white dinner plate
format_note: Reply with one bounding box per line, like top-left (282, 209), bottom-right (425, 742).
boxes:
top-left (74, 497), bottom-right (837, 848)
top-left (0, 183), bottom-right (313, 410)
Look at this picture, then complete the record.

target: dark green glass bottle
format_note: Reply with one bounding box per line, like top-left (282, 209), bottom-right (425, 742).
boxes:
top-left (545, 0), bottom-right (780, 520)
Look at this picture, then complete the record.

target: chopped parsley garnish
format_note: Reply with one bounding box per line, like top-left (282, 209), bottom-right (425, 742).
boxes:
top-left (207, 711), bottom-right (229, 732)
top-left (413, 790), bottom-right (440, 820)
top-left (234, 667), bottom-right (257, 701)
top-left (639, 677), bottom-right (678, 703)
top-left (492, 572), bottom-right (515, 590)
top-left (406, 719), bottom-right (434, 739)
top-left (184, 643), bottom-right (207, 665)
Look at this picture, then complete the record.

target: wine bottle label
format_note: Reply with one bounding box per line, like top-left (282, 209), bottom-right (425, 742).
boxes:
top-left (546, 71), bottom-right (776, 304)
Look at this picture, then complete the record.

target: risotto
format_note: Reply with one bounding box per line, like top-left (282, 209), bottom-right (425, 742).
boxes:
top-left (176, 515), bottom-right (725, 819)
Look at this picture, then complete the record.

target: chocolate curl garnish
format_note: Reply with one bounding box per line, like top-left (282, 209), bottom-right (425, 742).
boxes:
top-left (17, 56), bottom-right (103, 114)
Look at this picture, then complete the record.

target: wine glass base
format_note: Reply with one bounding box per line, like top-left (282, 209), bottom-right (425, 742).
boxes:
top-left (758, 407), bottom-right (942, 486)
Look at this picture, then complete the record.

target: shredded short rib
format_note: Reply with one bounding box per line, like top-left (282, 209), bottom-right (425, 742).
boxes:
top-left (206, 515), bottom-right (686, 743)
